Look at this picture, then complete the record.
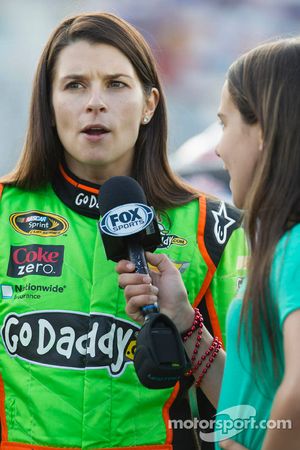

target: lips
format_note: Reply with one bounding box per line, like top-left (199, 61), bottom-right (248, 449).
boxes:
top-left (81, 124), bottom-right (110, 136)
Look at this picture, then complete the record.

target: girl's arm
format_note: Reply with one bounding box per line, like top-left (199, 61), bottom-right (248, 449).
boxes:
top-left (219, 309), bottom-right (300, 450)
top-left (117, 251), bottom-right (225, 408)
top-left (260, 308), bottom-right (300, 449)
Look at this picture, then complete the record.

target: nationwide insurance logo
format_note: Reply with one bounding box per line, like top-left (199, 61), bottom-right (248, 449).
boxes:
top-left (169, 405), bottom-right (292, 443)
top-left (0, 283), bottom-right (67, 301)
top-left (0, 285), bottom-right (13, 299)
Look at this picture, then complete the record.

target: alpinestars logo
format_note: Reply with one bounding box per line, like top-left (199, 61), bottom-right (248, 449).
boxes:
top-left (211, 202), bottom-right (236, 245)
top-left (1, 311), bottom-right (139, 376)
top-left (7, 245), bottom-right (64, 278)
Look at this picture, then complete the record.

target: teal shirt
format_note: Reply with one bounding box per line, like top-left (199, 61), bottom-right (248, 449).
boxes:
top-left (213, 224), bottom-right (300, 450)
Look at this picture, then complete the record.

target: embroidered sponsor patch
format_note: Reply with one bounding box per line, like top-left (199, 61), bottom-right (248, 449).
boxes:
top-left (7, 245), bottom-right (64, 278)
top-left (148, 260), bottom-right (190, 274)
top-left (10, 211), bottom-right (69, 237)
top-left (158, 222), bottom-right (188, 248)
top-left (0, 283), bottom-right (67, 301)
top-left (1, 311), bottom-right (139, 376)
top-left (75, 192), bottom-right (99, 210)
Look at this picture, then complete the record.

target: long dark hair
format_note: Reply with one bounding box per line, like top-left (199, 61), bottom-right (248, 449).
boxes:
top-left (227, 37), bottom-right (300, 375)
top-left (1, 12), bottom-right (198, 210)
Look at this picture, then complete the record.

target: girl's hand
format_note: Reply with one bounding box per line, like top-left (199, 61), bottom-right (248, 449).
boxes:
top-left (116, 251), bottom-right (194, 332)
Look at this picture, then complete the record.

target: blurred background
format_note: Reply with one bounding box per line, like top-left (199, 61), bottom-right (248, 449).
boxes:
top-left (1, 0), bottom-right (300, 201)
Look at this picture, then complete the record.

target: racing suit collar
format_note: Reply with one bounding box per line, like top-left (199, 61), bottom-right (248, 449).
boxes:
top-left (52, 163), bottom-right (101, 218)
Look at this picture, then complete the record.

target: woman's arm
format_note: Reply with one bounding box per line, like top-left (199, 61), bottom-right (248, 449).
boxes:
top-left (117, 251), bottom-right (225, 407)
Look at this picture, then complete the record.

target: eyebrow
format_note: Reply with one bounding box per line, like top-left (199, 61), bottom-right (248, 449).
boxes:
top-left (60, 73), bottom-right (133, 81)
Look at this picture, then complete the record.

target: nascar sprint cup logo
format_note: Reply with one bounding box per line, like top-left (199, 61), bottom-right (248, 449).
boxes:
top-left (100, 203), bottom-right (154, 237)
top-left (10, 211), bottom-right (69, 237)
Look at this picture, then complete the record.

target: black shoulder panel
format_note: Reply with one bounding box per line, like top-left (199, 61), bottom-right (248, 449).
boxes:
top-left (204, 198), bottom-right (243, 267)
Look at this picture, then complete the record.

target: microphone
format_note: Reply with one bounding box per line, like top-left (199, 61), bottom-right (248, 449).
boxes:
top-left (98, 176), bottom-right (161, 315)
top-left (98, 176), bottom-right (190, 389)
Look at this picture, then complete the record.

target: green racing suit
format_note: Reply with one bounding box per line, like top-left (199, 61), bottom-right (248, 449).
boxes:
top-left (0, 165), bottom-right (248, 450)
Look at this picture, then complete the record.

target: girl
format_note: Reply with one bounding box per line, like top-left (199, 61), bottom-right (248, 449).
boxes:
top-left (117, 37), bottom-right (300, 450)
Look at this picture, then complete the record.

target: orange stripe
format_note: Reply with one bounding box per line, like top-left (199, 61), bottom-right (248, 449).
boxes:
top-left (197, 196), bottom-right (216, 274)
top-left (193, 196), bottom-right (216, 308)
top-left (59, 164), bottom-right (99, 195)
top-left (0, 375), bottom-right (8, 441)
top-left (205, 288), bottom-right (224, 346)
top-left (0, 183), bottom-right (4, 200)
top-left (192, 271), bottom-right (213, 308)
top-left (1, 443), bottom-right (172, 450)
top-left (162, 382), bottom-right (180, 444)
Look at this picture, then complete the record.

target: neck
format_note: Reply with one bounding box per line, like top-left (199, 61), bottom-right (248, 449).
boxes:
top-left (64, 155), bottom-right (133, 185)
top-left (52, 163), bottom-right (101, 219)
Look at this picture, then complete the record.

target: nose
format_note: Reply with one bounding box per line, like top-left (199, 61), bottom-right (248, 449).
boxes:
top-left (86, 90), bottom-right (107, 112)
top-left (215, 146), bottom-right (220, 158)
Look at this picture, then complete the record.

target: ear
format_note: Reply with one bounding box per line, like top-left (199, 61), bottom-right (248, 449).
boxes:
top-left (141, 88), bottom-right (160, 125)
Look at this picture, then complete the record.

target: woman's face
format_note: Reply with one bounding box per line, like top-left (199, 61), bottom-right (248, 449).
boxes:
top-left (216, 81), bottom-right (262, 209)
top-left (51, 40), bottom-right (158, 183)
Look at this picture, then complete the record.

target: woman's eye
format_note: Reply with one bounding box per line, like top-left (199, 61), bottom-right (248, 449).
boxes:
top-left (109, 80), bottom-right (126, 88)
top-left (66, 81), bottom-right (84, 89)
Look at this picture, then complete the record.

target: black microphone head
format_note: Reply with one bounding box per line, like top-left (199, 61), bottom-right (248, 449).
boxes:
top-left (98, 176), bottom-right (162, 262)
top-left (99, 176), bottom-right (147, 216)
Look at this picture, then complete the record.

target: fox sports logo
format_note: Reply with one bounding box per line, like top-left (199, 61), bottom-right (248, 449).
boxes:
top-left (100, 203), bottom-right (154, 237)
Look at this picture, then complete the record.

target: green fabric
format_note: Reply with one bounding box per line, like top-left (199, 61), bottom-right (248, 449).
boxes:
top-left (209, 226), bottom-right (247, 347)
top-left (0, 184), bottom-right (247, 449)
top-left (215, 224), bottom-right (300, 450)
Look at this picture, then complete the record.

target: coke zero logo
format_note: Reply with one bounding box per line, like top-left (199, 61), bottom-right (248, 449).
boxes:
top-left (7, 245), bottom-right (64, 278)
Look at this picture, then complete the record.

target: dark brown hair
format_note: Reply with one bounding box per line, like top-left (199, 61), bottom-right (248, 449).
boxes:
top-left (2, 12), bottom-right (198, 210)
top-left (227, 37), bottom-right (300, 375)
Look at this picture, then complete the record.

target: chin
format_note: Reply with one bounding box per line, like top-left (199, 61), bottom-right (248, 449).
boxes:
top-left (232, 192), bottom-right (243, 210)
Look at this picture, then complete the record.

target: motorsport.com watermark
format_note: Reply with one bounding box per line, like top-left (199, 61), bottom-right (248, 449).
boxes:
top-left (169, 405), bottom-right (292, 442)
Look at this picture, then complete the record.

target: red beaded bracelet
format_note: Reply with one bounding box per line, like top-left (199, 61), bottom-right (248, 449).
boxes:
top-left (181, 308), bottom-right (203, 342)
top-left (181, 308), bottom-right (204, 375)
top-left (181, 309), bottom-right (222, 382)
top-left (194, 336), bottom-right (222, 387)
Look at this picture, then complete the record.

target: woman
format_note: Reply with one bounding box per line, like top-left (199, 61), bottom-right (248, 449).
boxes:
top-left (0, 12), bottom-right (247, 450)
top-left (117, 37), bottom-right (300, 449)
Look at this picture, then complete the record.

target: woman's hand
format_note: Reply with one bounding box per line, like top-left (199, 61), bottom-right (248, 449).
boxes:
top-left (116, 251), bottom-right (194, 333)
